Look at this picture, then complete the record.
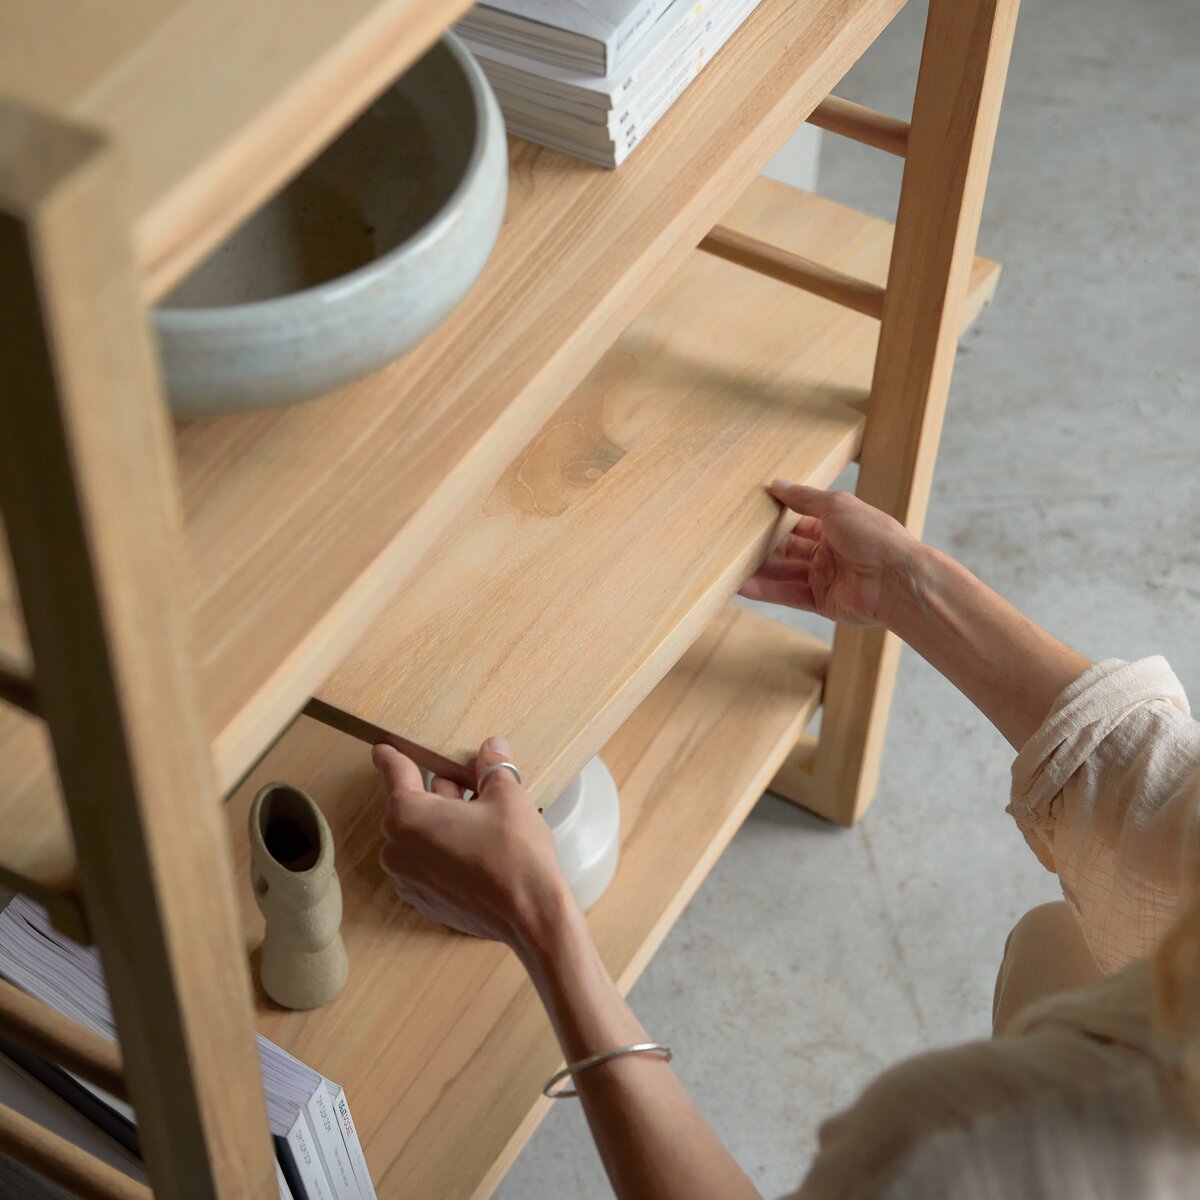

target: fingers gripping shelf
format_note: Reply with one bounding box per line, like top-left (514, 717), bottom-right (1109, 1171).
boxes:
top-left (307, 180), bottom-right (1001, 805)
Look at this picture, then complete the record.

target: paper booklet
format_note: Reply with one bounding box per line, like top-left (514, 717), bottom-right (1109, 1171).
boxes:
top-left (458, 0), bottom-right (677, 76)
top-left (480, 0), bottom-right (762, 166)
top-left (0, 895), bottom-right (375, 1200)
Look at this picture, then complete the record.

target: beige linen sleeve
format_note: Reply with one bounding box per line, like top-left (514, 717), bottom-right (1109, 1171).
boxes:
top-left (1008, 657), bottom-right (1200, 973)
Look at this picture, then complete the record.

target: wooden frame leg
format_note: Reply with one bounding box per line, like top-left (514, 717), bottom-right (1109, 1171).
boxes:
top-left (772, 0), bottom-right (1020, 825)
top-left (0, 104), bottom-right (276, 1199)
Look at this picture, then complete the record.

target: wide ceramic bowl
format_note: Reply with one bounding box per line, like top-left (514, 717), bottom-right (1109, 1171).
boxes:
top-left (155, 33), bottom-right (507, 416)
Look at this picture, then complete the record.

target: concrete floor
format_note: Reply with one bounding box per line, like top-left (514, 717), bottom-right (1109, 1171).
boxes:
top-left (497, 0), bottom-right (1200, 1196)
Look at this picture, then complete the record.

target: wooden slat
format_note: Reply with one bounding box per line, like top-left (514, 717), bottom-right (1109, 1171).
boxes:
top-left (808, 94), bottom-right (911, 156)
top-left (0, 1103), bottom-right (150, 1200)
top-left (0, 979), bottom-right (126, 1101)
top-left (0, 103), bottom-right (276, 1200)
top-left (0, 0), bottom-right (475, 299)
top-left (793, 0), bottom-right (1020, 826)
top-left (229, 604), bottom-right (827, 1200)
top-left (700, 223), bottom-right (887, 318)
top-left (309, 183), bottom-right (1001, 806)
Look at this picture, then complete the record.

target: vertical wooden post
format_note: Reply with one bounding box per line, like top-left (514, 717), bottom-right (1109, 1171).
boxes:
top-left (0, 104), bottom-right (276, 1198)
top-left (772, 0), bottom-right (1020, 825)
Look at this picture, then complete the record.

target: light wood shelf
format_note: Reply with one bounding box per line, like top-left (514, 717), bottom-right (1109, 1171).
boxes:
top-left (0, 0), bottom-right (1020, 1193)
top-left (0, 0), bottom-right (905, 796)
top-left (227, 603), bottom-right (827, 1200)
top-left (0, 181), bottom-right (999, 940)
top-left (0, 0), bottom-right (475, 300)
top-left (309, 181), bottom-right (1001, 804)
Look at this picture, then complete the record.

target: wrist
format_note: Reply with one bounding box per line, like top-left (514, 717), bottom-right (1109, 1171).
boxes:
top-left (509, 874), bottom-right (586, 972)
top-left (877, 537), bottom-right (937, 636)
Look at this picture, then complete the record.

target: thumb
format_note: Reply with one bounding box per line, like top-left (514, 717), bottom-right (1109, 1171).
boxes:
top-left (473, 736), bottom-right (524, 801)
top-left (771, 479), bottom-right (834, 517)
top-left (372, 743), bottom-right (425, 795)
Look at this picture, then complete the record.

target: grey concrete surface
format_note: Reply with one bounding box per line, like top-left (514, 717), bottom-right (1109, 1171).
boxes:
top-left (496, 2), bottom-right (1200, 1196)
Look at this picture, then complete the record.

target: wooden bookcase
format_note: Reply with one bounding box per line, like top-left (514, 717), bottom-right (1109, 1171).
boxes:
top-left (0, 0), bottom-right (1017, 1196)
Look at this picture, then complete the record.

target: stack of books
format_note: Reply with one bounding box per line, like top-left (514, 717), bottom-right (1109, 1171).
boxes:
top-left (0, 896), bottom-right (376, 1200)
top-left (458, 0), bottom-right (764, 167)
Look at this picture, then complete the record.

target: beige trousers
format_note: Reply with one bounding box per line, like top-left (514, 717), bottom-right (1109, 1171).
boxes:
top-left (992, 900), bottom-right (1104, 1036)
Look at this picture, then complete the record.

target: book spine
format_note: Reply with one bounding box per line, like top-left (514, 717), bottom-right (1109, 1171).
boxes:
top-left (329, 1085), bottom-right (377, 1200)
top-left (307, 1083), bottom-right (361, 1200)
top-left (277, 1115), bottom-right (333, 1200)
top-left (613, 0), bottom-right (677, 60)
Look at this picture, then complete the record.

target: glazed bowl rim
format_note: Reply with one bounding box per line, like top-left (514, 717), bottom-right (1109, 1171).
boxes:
top-left (156, 31), bottom-right (496, 331)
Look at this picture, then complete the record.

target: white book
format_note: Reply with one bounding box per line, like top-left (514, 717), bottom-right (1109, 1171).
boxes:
top-left (327, 1081), bottom-right (378, 1200)
top-left (459, 0), bottom-right (716, 111)
top-left (0, 897), bottom-right (371, 1200)
top-left (489, 0), bottom-right (761, 166)
top-left (459, 0), bottom-right (676, 76)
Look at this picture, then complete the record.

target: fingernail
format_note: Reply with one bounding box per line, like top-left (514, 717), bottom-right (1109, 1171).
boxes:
top-left (484, 735), bottom-right (511, 756)
top-left (772, 478), bottom-right (794, 492)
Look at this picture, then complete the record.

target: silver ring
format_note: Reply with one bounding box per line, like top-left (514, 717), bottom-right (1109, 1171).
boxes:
top-left (477, 761), bottom-right (522, 788)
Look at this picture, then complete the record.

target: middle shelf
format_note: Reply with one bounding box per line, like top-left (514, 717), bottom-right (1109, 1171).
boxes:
top-left (308, 180), bottom-right (1002, 805)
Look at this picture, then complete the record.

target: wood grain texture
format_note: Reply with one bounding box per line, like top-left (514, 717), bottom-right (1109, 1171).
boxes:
top-left (0, 979), bottom-right (126, 1101)
top-left (795, 0), bottom-right (1020, 826)
top-left (0, 1104), bottom-right (150, 1200)
top-left (0, 192), bottom-right (998, 932)
top-left (0, 104), bottom-right (275, 1200)
top-left (0, 0), bottom-right (475, 298)
top-left (169, 0), bottom-right (905, 792)
top-left (0, 0), bottom-right (904, 800)
top-left (808, 94), bottom-right (911, 156)
top-left (700, 223), bottom-right (887, 318)
top-left (229, 605), bottom-right (828, 1200)
top-left (310, 183), bottom-right (1000, 807)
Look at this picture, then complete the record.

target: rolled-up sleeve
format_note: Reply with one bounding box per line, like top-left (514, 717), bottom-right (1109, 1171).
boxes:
top-left (1008, 657), bottom-right (1200, 973)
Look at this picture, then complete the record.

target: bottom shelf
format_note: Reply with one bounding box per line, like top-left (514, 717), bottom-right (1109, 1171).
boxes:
top-left (226, 603), bottom-right (827, 1199)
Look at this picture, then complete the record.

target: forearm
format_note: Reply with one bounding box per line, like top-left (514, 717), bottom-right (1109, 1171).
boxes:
top-left (515, 892), bottom-right (761, 1200)
top-left (886, 543), bottom-right (1090, 750)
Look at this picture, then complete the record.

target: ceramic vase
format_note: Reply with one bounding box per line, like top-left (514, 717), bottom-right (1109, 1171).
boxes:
top-left (545, 757), bottom-right (621, 911)
top-left (249, 783), bottom-right (349, 1010)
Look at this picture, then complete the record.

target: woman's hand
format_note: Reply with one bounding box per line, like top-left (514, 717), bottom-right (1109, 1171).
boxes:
top-left (373, 736), bottom-right (575, 949)
top-left (739, 480), bottom-right (919, 627)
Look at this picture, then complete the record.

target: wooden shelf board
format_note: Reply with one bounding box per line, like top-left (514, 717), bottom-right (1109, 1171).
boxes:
top-left (0, 0), bottom-right (905, 800)
top-left (226, 603), bottom-right (828, 1200)
top-left (0, 181), bottom-right (999, 934)
top-left (310, 180), bottom-right (1002, 805)
top-left (0, 0), bottom-right (474, 299)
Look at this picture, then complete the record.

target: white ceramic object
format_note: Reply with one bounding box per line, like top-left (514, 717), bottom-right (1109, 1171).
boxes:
top-left (155, 33), bottom-right (507, 415)
top-left (544, 756), bottom-right (621, 912)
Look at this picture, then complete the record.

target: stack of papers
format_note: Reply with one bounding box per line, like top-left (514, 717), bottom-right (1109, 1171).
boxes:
top-left (459, 0), bottom-right (763, 167)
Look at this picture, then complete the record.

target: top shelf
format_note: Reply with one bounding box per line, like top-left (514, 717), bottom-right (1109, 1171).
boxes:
top-left (0, 0), bottom-right (474, 298)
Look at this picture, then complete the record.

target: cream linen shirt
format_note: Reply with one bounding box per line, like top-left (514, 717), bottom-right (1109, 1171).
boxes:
top-left (784, 657), bottom-right (1200, 1199)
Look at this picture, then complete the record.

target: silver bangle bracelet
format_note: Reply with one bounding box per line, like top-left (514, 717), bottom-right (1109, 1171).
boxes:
top-left (542, 1042), bottom-right (673, 1099)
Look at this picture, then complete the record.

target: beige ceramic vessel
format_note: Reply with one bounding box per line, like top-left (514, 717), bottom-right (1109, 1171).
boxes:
top-left (155, 32), bottom-right (507, 415)
top-left (249, 783), bottom-right (349, 1010)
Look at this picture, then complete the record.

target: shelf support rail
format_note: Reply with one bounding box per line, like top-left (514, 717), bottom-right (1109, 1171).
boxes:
top-left (0, 99), bottom-right (278, 1200)
top-left (807, 95), bottom-right (910, 157)
top-left (698, 225), bottom-right (886, 319)
top-left (0, 1102), bottom-right (151, 1200)
top-left (771, 0), bottom-right (1021, 826)
top-left (0, 978), bottom-right (127, 1100)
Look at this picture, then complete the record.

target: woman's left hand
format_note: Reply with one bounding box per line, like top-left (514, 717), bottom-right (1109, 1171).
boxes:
top-left (373, 736), bottom-right (575, 947)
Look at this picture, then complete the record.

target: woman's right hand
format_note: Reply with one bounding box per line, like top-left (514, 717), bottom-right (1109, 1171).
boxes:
top-left (739, 480), bottom-right (920, 628)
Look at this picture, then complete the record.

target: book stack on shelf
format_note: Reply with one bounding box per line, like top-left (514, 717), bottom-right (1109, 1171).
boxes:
top-left (0, 898), bottom-right (375, 1200)
top-left (457, 0), bottom-right (763, 166)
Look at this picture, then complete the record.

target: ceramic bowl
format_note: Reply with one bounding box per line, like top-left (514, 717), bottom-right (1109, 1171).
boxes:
top-left (155, 33), bottom-right (507, 416)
